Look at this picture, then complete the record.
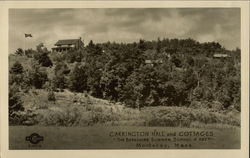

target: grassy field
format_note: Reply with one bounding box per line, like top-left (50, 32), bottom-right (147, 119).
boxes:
top-left (10, 88), bottom-right (241, 150)
top-left (9, 125), bottom-right (240, 149)
top-left (15, 89), bottom-right (240, 127)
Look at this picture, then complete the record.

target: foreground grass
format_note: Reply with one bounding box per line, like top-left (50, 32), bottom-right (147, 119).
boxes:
top-left (10, 88), bottom-right (241, 149)
top-left (9, 125), bottom-right (240, 149)
top-left (17, 89), bottom-right (240, 128)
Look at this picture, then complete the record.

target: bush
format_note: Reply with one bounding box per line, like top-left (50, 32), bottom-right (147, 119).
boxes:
top-left (43, 81), bottom-right (56, 91)
top-left (34, 43), bottom-right (53, 67)
top-left (34, 52), bottom-right (53, 67)
top-left (54, 62), bottom-right (70, 75)
top-left (9, 84), bottom-right (25, 125)
top-left (10, 109), bottom-right (39, 126)
top-left (50, 52), bottom-right (66, 62)
top-left (65, 50), bottom-right (83, 63)
top-left (143, 106), bottom-right (240, 127)
top-left (52, 62), bottom-right (70, 90)
top-left (15, 48), bottom-right (24, 56)
top-left (69, 63), bottom-right (88, 92)
top-left (52, 74), bottom-right (67, 90)
top-left (39, 106), bottom-right (82, 126)
top-left (25, 49), bottom-right (36, 58)
top-left (10, 61), bottom-right (24, 74)
top-left (48, 91), bottom-right (56, 102)
top-left (28, 62), bottom-right (48, 89)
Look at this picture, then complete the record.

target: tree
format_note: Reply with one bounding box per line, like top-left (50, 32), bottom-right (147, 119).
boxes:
top-left (138, 39), bottom-right (147, 51)
top-left (10, 61), bottom-right (24, 74)
top-left (15, 48), bottom-right (24, 56)
top-left (9, 84), bottom-right (24, 124)
top-left (87, 40), bottom-right (95, 49)
top-left (9, 62), bottom-right (25, 87)
top-left (52, 75), bottom-right (67, 90)
top-left (122, 65), bottom-right (160, 109)
top-left (25, 49), bottom-right (36, 58)
top-left (84, 41), bottom-right (105, 97)
top-left (186, 56), bottom-right (195, 67)
top-left (69, 63), bottom-right (88, 92)
top-left (34, 43), bottom-right (53, 67)
top-left (9, 61), bottom-right (32, 92)
top-left (171, 55), bottom-right (182, 67)
top-left (34, 52), bottom-right (53, 67)
top-left (54, 61), bottom-right (70, 75)
top-left (52, 62), bottom-right (70, 90)
top-left (28, 62), bottom-right (48, 89)
top-left (156, 38), bottom-right (162, 54)
top-left (64, 50), bottom-right (84, 63)
top-left (157, 83), bottom-right (177, 106)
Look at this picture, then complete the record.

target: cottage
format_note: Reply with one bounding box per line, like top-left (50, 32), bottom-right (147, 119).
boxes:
top-left (145, 59), bottom-right (163, 66)
top-left (52, 38), bottom-right (84, 52)
top-left (213, 53), bottom-right (230, 58)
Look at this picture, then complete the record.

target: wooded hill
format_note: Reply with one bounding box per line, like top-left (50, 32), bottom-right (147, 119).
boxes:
top-left (9, 38), bottom-right (241, 125)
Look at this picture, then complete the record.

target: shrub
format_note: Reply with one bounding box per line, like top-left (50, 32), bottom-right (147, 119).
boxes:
top-left (15, 48), bottom-right (24, 56)
top-left (28, 62), bottom-right (48, 89)
top-left (10, 61), bottom-right (24, 74)
top-left (25, 49), bottom-right (36, 58)
top-left (142, 106), bottom-right (240, 127)
top-left (54, 62), bottom-right (70, 75)
top-left (48, 91), bottom-right (56, 102)
top-left (9, 84), bottom-right (25, 125)
top-left (34, 43), bottom-right (53, 67)
top-left (34, 52), bottom-right (53, 67)
top-left (69, 63), bottom-right (88, 92)
top-left (65, 50), bottom-right (83, 63)
top-left (52, 62), bottom-right (70, 90)
top-left (50, 52), bottom-right (66, 62)
top-left (12, 108), bottom-right (39, 126)
top-left (39, 106), bottom-right (82, 126)
top-left (43, 81), bottom-right (56, 91)
top-left (52, 74), bottom-right (67, 90)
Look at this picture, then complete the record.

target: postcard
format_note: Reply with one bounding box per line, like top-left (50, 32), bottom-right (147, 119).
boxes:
top-left (0, 1), bottom-right (249, 158)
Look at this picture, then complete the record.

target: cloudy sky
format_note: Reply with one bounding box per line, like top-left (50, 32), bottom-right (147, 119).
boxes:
top-left (9, 8), bottom-right (240, 53)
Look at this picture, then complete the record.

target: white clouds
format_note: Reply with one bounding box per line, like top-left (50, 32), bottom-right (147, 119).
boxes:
top-left (142, 13), bottom-right (197, 38)
top-left (9, 8), bottom-right (240, 53)
top-left (88, 29), bottom-right (143, 43)
top-left (196, 24), bottom-right (222, 43)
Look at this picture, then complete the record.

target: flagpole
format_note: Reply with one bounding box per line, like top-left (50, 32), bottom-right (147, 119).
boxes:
top-left (24, 34), bottom-right (26, 55)
top-left (24, 34), bottom-right (32, 55)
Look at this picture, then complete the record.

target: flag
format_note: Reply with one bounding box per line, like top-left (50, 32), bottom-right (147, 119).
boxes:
top-left (25, 33), bottom-right (32, 38)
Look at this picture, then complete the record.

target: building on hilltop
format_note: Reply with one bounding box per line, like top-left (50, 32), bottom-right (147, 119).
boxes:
top-left (52, 37), bottom-right (84, 52)
top-left (213, 53), bottom-right (230, 58)
top-left (145, 59), bottom-right (163, 66)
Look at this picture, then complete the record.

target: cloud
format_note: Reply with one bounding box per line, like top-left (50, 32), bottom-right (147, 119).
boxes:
top-left (9, 8), bottom-right (240, 53)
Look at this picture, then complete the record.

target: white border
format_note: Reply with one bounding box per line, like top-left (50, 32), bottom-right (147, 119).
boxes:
top-left (0, 1), bottom-right (249, 158)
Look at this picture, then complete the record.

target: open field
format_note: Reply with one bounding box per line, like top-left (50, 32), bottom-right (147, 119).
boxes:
top-left (9, 88), bottom-right (241, 149)
top-left (12, 89), bottom-right (240, 127)
top-left (9, 125), bottom-right (240, 149)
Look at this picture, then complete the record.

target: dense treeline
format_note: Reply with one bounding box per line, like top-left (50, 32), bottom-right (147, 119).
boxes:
top-left (9, 38), bottom-right (241, 121)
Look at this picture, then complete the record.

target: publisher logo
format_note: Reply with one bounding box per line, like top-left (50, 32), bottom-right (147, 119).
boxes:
top-left (25, 133), bottom-right (44, 144)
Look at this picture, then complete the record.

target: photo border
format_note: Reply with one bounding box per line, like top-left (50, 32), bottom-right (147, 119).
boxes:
top-left (0, 1), bottom-right (249, 158)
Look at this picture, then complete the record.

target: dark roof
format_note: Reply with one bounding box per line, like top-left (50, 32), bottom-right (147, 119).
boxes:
top-left (52, 46), bottom-right (74, 49)
top-left (55, 39), bottom-right (81, 45)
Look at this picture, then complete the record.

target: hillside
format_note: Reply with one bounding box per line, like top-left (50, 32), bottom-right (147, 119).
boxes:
top-left (9, 38), bottom-right (241, 127)
top-left (11, 88), bottom-right (239, 127)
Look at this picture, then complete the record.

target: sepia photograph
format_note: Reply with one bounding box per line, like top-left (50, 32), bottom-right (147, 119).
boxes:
top-left (4, 5), bottom-right (246, 152)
